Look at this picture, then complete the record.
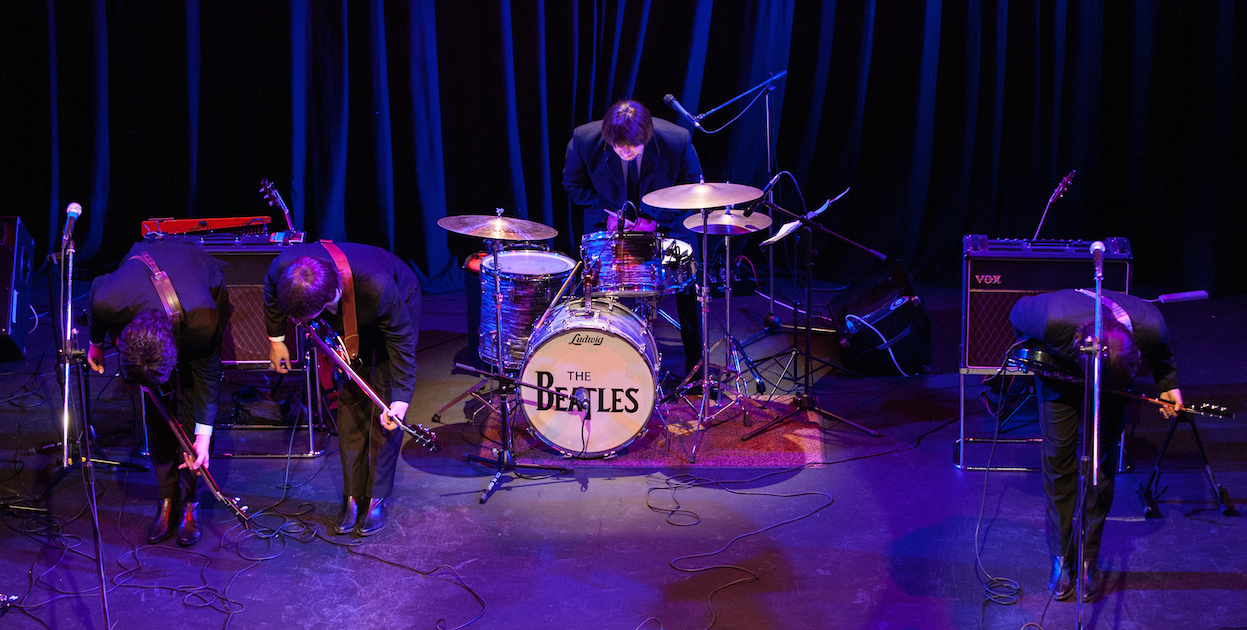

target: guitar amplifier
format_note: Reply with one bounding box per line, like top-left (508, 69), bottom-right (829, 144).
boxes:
top-left (961, 235), bottom-right (1131, 371)
top-left (200, 242), bottom-right (302, 369)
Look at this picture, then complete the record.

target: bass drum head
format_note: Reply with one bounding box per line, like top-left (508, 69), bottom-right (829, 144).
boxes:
top-left (519, 300), bottom-right (656, 457)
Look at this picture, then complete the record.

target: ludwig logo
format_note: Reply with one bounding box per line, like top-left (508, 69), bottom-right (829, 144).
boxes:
top-left (975, 275), bottom-right (1002, 285)
top-left (570, 334), bottom-right (605, 346)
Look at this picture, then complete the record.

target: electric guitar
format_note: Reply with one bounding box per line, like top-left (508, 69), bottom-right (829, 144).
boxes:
top-left (141, 387), bottom-right (253, 527)
top-left (301, 319), bottom-right (441, 452)
top-left (1033, 169), bottom-right (1077, 240)
top-left (1007, 345), bottom-right (1232, 419)
top-left (259, 179), bottom-right (296, 231)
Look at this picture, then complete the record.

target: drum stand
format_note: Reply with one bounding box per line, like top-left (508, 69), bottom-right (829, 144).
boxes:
top-left (462, 240), bottom-right (565, 504)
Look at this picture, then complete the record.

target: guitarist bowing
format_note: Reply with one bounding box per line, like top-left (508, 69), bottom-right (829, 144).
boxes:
top-left (263, 242), bottom-right (422, 537)
top-left (1010, 288), bottom-right (1182, 603)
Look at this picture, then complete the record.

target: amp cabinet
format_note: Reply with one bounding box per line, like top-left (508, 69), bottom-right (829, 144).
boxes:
top-left (961, 235), bottom-right (1132, 371)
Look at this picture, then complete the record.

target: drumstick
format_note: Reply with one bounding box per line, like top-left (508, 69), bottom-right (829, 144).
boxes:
top-left (531, 260), bottom-right (582, 333)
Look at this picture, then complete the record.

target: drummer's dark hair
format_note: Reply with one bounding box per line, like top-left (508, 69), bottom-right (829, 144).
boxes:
top-left (118, 309), bottom-right (178, 387)
top-left (602, 100), bottom-right (653, 147)
top-left (277, 256), bottom-right (339, 321)
top-left (1074, 318), bottom-right (1140, 390)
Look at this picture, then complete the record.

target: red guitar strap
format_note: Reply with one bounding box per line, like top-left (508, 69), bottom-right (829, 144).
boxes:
top-left (318, 240), bottom-right (359, 359)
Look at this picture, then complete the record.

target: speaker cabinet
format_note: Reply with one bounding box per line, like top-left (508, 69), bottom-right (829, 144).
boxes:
top-left (201, 244), bottom-right (300, 368)
top-left (961, 235), bottom-right (1131, 371)
top-left (0, 217), bottom-right (35, 362)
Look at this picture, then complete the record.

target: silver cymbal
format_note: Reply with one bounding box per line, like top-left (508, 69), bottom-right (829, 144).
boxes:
top-left (641, 182), bottom-right (763, 210)
top-left (437, 214), bottom-right (558, 241)
top-left (682, 208), bottom-right (772, 235)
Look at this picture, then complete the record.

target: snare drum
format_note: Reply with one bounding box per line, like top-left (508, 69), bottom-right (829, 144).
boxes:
top-left (519, 298), bottom-right (658, 457)
top-left (479, 250), bottom-right (577, 369)
top-left (659, 238), bottom-right (696, 294)
top-left (581, 231), bottom-right (662, 297)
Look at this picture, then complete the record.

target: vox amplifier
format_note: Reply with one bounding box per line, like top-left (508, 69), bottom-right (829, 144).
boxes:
top-left (961, 235), bottom-right (1131, 371)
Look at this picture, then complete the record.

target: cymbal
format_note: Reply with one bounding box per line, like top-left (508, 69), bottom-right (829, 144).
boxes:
top-left (641, 182), bottom-right (763, 209)
top-left (437, 214), bottom-right (557, 241)
top-left (682, 209), bottom-right (772, 235)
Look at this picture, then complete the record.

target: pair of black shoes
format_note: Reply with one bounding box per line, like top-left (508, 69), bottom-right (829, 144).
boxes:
top-left (333, 496), bottom-right (386, 536)
top-left (147, 498), bottom-right (202, 547)
top-left (1049, 556), bottom-right (1101, 602)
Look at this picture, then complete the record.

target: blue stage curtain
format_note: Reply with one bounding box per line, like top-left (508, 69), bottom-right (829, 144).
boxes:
top-left (1, 1), bottom-right (1244, 295)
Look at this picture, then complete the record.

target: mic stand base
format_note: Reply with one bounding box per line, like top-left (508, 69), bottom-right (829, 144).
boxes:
top-left (741, 392), bottom-right (879, 441)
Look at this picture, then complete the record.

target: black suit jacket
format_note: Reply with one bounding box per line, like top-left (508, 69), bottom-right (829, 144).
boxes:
top-left (88, 241), bottom-right (229, 427)
top-left (562, 117), bottom-right (703, 235)
top-left (263, 242), bottom-right (422, 404)
top-left (1010, 289), bottom-right (1179, 393)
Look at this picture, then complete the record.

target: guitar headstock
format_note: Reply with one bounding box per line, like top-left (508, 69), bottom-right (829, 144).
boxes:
top-left (1049, 169), bottom-right (1076, 204)
top-left (260, 179), bottom-right (281, 206)
top-left (1188, 402), bottom-right (1233, 418)
top-left (402, 422), bottom-right (441, 453)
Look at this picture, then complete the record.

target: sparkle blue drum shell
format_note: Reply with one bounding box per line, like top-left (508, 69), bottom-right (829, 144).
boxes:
top-left (580, 231), bottom-right (663, 297)
top-left (479, 250), bottom-right (576, 369)
top-left (519, 298), bottom-right (658, 457)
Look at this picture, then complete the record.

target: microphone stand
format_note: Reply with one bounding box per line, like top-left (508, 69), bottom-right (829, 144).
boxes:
top-left (53, 232), bottom-right (112, 627)
top-left (1073, 247), bottom-right (1106, 627)
top-left (691, 72), bottom-right (788, 333)
top-left (742, 201), bottom-right (881, 440)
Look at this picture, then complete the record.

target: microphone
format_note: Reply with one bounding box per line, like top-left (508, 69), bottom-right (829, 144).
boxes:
top-left (1090, 241), bottom-right (1105, 279)
top-left (663, 94), bottom-right (703, 131)
top-left (744, 173), bottom-right (783, 217)
top-left (60, 202), bottom-right (82, 251)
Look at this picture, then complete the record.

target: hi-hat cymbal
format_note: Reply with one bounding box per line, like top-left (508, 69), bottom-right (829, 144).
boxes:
top-left (642, 182), bottom-right (763, 210)
top-left (437, 214), bottom-right (558, 241)
top-left (682, 209), bottom-right (772, 235)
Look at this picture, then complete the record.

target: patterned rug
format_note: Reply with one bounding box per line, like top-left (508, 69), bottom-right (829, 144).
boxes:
top-left (457, 394), bottom-right (825, 468)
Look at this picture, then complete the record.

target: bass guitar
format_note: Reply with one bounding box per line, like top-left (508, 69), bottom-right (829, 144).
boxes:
top-left (300, 319), bottom-right (441, 452)
top-left (140, 387), bottom-right (252, 528)
top-left (1007, 345), bottom-right (1231, 418)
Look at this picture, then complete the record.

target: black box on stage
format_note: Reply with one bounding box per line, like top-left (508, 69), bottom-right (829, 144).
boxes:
top-left (0, 217), bottom-right (35, 362)
top-left (961, 235), bottom-right (1131, 371)
top-left (829, 260), bottom-right (931, 376)
top-left (199, 242), bottom-right (301, 369)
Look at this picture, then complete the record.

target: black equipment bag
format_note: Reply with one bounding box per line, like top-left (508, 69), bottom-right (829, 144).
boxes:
top-left (828, 260), bottom-right (931, 376)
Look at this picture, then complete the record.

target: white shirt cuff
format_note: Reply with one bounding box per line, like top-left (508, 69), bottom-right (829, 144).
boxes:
top-left (269, 335), bottom-right (286, 343)
top-left (194, 423), bottom-right (213, 437)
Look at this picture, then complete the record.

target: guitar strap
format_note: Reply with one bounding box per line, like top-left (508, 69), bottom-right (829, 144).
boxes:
top-left (1076, 289), bottom-right (1133, 333)
top-left (130, 251), bottom-right (185, 328)
top-left (319, 240), bottom-right (359, 359)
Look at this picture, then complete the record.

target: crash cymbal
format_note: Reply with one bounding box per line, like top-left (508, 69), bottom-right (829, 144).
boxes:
top-left (437, 214), bottom-right (558, 241)
top-left (682, 208), bottom-right (772, 235)
top-left (641, 182), bottom-right (763, 210)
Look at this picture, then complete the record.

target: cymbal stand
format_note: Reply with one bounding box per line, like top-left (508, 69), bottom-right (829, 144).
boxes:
top-left (50, 229), bottom-right (112, 627)
top-left (463, 236), bottom-right (566, 503)
top-left (742, 202), bottom-right (880, 440)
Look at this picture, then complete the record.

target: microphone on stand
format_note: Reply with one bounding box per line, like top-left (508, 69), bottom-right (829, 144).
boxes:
top-left (743, 173), bottom-right (783, 217)
top-left (60, 202), bottom-right (83, 251)
top-left (1090, 241), bottom-right (1105, 279)
top-left (663, 94), bottom-right (703, 132)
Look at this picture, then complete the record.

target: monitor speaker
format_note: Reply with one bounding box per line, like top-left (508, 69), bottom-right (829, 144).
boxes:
top-left (0, 217), bottom-right (35, 363)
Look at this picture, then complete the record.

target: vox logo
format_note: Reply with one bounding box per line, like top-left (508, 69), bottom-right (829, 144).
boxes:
top-left (975, 274), bottom-right (1003, 285)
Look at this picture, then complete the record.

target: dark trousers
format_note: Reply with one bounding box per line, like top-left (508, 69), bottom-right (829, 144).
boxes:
top-left (144, 347), bottom-right (221, 502)
top-left (675, 289), bottom-right (701, 372)
top-left (1036, 376), bottom-right (1127, 562)
top-left (335, 359), bottom-right (403, 498)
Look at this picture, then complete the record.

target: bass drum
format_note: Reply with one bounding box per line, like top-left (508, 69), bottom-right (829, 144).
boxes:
top-left (519, 298), bottom-right (658, 457)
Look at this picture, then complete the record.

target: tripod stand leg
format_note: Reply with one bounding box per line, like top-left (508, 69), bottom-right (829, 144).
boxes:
top-left (1186, 418), bottom-right (1239, 517)
top-left (813, 406), bottom-right (881, 437)
top-left (1139, 413), bottom-right (1182, 518)
top-left (432, 377), bottom-right (488, 423)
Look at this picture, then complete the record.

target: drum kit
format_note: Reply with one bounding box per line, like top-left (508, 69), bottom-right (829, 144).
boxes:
top-left (436, 180), bottom-right (771, 472)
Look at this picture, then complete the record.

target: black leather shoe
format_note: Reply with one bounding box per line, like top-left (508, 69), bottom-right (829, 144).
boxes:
top-left (1050, 556), bottom-right (1076, 601)
top-left (176, 502), bottom-right (201, 547)
top-left (1080, 561), bottom-right (1101, 602)
top-left (147, 498), bottom-right (176, 545)
top-left (334, 496), bottom-right (360, 535)
top-left (354, 498), bottom-right (386, 536)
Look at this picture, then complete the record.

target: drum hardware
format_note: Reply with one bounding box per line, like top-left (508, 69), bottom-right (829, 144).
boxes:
top-left (741, 198), bottom-right (882, 441)
top-left (642, 181), bottom-right (763, 463)
top-left (438, 210), bottom-right (567, 503)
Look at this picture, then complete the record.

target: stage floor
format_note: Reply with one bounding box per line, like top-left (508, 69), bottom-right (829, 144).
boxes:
top-left (2, 276), bottom-right (1245, 629)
